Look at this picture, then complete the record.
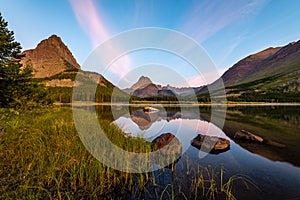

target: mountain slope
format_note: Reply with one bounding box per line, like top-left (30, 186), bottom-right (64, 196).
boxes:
top-left (132, 83), bottom-right (160, 98)
top-left (221, 47), bottom-right (282, 86)
top-left (222, 41), bottom-right (300, 88)
top-left (21, 34), bottom-right (80, 78)
top-left (199, 40), bottom-right (300, 102)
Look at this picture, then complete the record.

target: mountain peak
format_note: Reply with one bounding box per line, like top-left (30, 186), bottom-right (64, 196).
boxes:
top-left (47, 34), bottom-right (61, 41)
top-left (21, 34), bottom-right (80, 78)
top-left (138, 75), bottom-right (152, 82)
top-left (36, 34), bottom-right (65, 50)
top-left (49, 34), bottom-right (60, 39)
top-left (130, 76), bottom-right (153, 90)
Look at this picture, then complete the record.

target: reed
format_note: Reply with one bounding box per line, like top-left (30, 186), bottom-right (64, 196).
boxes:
top-left (0, 107), bottom-right (246, 199)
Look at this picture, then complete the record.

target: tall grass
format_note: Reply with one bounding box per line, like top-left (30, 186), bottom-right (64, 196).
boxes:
top-left (0, 107), bottom-right (150, 199)
top-left (0, 107), bottom-right (246, 199)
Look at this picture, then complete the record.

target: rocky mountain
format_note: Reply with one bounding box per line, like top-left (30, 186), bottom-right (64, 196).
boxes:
top-left (20, 34), bottom-right (115, 87)
top-left (124, 76), bottom-right (202, 98)
top-left (124, 76), bottom-right (153, 95)
top-left (132, 83), bottom-right (161, 98)
top-left (131, 76), bottom-right (152, 90)
top-left (19, 34), bottom-right (129, 103)
top-left (21, 34), bottom-right (80, 78)
top-left (199, 40), bottom-right (300, 102)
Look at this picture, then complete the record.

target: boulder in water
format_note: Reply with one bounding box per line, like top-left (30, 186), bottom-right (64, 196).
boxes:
top-left (191, 134), bottom-right (230, 154)
top-left (234, 130), bottom-right (263, 143)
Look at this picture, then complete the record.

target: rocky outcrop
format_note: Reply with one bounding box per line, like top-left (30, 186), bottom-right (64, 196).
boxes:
top-left (234, 130), bottom-right (264, 143)
top-left (191, 134), bottom-right (230, 154)
top-left (21, 34), bottom-right (80, 78)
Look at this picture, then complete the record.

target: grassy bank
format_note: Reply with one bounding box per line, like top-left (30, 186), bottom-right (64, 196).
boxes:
top-left (0, 107), bottom-right (152, 199)
top-left (0, 107), bottom-right (239, 199)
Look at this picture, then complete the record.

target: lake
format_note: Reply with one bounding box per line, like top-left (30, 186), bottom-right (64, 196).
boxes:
top-left (94, 105), bottom-right (300, 199)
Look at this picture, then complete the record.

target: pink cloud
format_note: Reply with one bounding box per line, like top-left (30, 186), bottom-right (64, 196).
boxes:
top-left (69, 0), bottom-right (132, 78)
top-left (69, 0), bottom-right (109, 46)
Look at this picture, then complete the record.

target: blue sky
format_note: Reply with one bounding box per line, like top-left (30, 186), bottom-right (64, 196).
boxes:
top-left (1, 0), bottom-right (300, 88)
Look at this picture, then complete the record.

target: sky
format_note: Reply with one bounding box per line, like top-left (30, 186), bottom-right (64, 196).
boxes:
top-left (1, 0), bottom-right (300, 88)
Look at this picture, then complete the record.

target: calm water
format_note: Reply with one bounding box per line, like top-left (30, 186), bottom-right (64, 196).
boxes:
top-left (95, 105), bottom-right (300, 200)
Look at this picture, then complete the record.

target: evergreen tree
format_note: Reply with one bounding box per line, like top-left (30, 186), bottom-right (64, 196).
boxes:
top-left (0, 13), bottom-right (41, 108)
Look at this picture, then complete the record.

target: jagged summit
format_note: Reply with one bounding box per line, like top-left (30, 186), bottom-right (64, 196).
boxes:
top-left (21, 34), bottom-right (80, 78)
top-left (123, 75), bottom-right (202, 98)
top-left (130, 76), bottom-right (153, 90)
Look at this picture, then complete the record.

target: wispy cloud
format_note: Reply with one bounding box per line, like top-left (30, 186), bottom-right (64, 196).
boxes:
top-left (216, 36), bottom-right (245, 67)
top-left (69, 0), bottom-right (132, 78)
top-left (69, 0), bottom-right (109, 46)
top-left (181, 0), bottom-right (269, 42)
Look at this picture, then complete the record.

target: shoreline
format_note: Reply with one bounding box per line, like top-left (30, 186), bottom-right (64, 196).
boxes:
top-left (55, 102), bottom-right (300, 106)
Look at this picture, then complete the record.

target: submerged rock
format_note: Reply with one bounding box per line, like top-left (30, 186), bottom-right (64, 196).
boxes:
top-left (151, 133), bottom-right (182, 169)
top-left (191, 134), bottom-right (230, 154)
top-left (234, 130), bottom-right (264, 143)
top-left (152, 133), bottom-right (182, 156)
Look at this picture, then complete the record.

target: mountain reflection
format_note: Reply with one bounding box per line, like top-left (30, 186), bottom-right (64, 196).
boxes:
top-left (113, 107), bottom-right (230, 155)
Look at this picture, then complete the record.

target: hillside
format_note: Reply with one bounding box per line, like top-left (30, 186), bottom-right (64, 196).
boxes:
top-left (222, 41), bottom-right (300, 88)
top-left (199, 40), bottom-right (300, 102)
top-left (221, 47), bottom-right (282, 86)
top-left (34, 69), bottom-right (127, 103)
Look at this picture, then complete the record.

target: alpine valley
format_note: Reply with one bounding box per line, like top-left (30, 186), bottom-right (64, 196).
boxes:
top-left (21, 34), bottom-right (300, 103)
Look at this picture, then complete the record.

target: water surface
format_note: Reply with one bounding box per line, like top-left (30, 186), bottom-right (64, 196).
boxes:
top-left (95, 105), bottom-right (300, 199)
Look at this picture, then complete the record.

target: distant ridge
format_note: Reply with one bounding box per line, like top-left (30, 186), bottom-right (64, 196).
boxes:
top-left (124, 76), bottom-right (202, 98)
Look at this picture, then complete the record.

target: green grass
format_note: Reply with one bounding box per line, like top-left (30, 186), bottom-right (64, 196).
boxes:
top-left (0, 107), bottom-right (240, 199)
top-left (0, 107), bottom-right (151, 199)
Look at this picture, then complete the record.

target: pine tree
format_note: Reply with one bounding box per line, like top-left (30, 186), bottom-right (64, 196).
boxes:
top-left (0, 13), bottom-right (37, 108)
